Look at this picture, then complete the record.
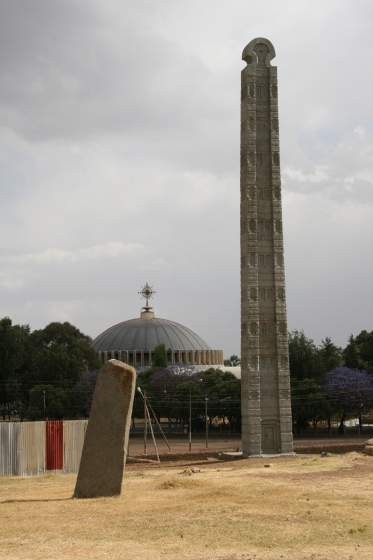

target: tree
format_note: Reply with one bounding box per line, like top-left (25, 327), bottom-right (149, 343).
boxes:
top-left (138, 368), bottom-right (180, 424)
top-left (354, 330), bottom-right (373, 372)
top-left (25, 322), bottom-right (100, 419)
top-left (134, 366), bottom-right (241, 432)
top-left (343, 331), bottom-right (373, 373)
top-left (288, 330), bottom-right (323, 383)
top-left (224, 355), bottom-right (241, 366)
top-left (343, 335), bottom-right (362, 370)
top-left (0, 317), bottom-right (31, 404)
top-left (27, 384), bottom-right (73, 420)
top-left (288, 331), bottom-right (331, 433)
top-left (291, 378), bottom-right (330, 434)
top-left (0, 318), bottom-right (100, 419)
top-left (325, 367), bottom-right (373, 433)
top-left (72, 370), bottom-right (98, 417)
top-left (319, 337), bottom-right (343, 373)
top-left (152, 344), bottom-right (168, 368)
top-left (28, 322), bottom-right (100, 391)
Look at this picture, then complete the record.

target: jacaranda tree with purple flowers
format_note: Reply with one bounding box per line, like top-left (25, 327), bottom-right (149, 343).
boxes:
top-left (325, 367), bottom-right (373, 432)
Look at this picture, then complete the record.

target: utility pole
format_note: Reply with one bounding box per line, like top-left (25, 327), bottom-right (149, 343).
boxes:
top-left (188, 387), bottom-right (192, 452)
top-left (205, 395), bottom-right (209, 449)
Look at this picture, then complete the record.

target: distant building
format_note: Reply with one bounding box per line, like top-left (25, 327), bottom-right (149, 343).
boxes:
top-left (92, 283), bottom-right (224, 370)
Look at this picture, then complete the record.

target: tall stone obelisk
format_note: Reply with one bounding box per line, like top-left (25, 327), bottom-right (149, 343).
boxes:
top-left (240, 38), bottom-right (293, 455)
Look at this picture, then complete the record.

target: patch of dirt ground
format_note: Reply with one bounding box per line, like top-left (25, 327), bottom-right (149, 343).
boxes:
top-left (1, 453), bottom-right (373, 560)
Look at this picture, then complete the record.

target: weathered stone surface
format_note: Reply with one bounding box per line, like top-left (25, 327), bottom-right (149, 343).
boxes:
top-left (240, 38), bottom-right (294, 455)
top-left (74, 359), bottom-right (136, 498)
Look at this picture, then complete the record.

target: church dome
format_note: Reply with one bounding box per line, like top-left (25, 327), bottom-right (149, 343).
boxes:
top-left (92, 283), bottom-right (223, 369)
top-left (93, 317), bottom-right (211, 353)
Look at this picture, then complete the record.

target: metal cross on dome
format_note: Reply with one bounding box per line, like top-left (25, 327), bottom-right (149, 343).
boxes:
top-left (138, 282), bottom-right (156, 309)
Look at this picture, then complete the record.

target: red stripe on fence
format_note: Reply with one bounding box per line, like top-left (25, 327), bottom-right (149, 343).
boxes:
top-left (46, 420), bottom-right (63, 470)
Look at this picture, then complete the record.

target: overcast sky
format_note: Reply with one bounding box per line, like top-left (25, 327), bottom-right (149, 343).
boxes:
top-left (0, 0), bottom-right (372, 356)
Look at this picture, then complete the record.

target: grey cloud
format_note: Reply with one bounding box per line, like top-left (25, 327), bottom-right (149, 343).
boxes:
top-left (0, 2), bottom-right (229, 149)
top-left (283, 126), bottom-right (373, 205)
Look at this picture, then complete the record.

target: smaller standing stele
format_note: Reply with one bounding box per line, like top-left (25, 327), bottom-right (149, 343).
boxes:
top-left (240, 37), bottom-right (294, 456)
top-left (73, 359), bottom-right (136, 499)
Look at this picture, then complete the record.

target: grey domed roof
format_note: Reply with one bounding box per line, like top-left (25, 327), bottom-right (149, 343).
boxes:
top-left (93, 317), bottom-right (211, 352)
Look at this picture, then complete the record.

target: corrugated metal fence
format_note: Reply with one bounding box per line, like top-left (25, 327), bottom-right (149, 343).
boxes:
top-left (63, 420), bottom-right (88, 473)
top-left (0, 420), bottom-right (88, 477)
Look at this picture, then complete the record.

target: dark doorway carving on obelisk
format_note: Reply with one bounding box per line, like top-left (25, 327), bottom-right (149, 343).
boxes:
top-left (240, 38), bottom-right (293, 455)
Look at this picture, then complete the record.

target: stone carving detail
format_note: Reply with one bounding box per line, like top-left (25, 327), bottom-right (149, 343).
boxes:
top-left (250, 321), bottom-right (258, 335)
top-left (275, 253), bottom-right (284, 267)
top-left (240, 37), bottom-right (293, 456)
top-left (248, 356), bottom-right (258, 370)
top-left (261, 355), bottom-right (276, 368)
top-left (258, 254), bottom-right (273, 268)
top-left (280, 355), bottom-right (289, 368)
top-left (260, 287), bottom-right (274, 301)
top-left (254, 42), bottom-right (270, 66)
top-left (249, 287), bottom-right (257, 301)
top-left (260, 322), bottom-right (275, 337)
top-left (258, 221), bottom-right (272, 240)
top-left (256, 83), bottom-right (266, 98)
top-left (249, 252), bottom-right (257, 266)
top-left (249, 219), bottom-right (257, 233)
top-left (277, 287), bottom-right (285, 300)
top-left (258, 188), bottom-right (272, 201)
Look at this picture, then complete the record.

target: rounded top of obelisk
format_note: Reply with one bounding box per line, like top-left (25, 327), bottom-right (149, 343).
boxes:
top-left (242, 37), bottom-right (276, 66)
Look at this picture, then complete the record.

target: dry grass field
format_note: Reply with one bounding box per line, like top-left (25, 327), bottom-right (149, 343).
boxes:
top-left (1, 452), bottom-right (373, 560)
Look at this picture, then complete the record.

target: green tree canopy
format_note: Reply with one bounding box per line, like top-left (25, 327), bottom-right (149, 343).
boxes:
top-left (152, 344), bottom-right (168, 368)
top-left (27, 384), bottom-right (74, 420)
top-left (0, 317), bottom-right (31, 404)
top-left (28, 321), bottom-right (100, 391)
top-left (288, 330), bottom-right (323, 383)
top-left (224, 355), bottom-right (241, 366)
top-left (0, 318), bottom-right (100, 419)
top-left (343, 331), bottom-right (373, 372)
top-left (319, 337), bottom-right (343, 373)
